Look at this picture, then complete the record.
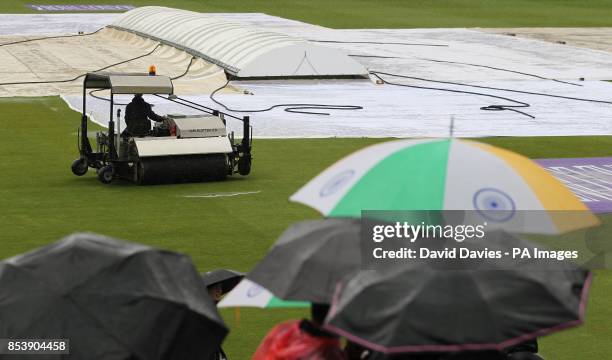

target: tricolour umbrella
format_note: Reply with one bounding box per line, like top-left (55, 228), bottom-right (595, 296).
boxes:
top-left (218, 279), bottom-right (308, 309)
top-left (323, 232), bottom-right (592, 354)
top-left (0, 233), bottom-right (228, 360)
top-left (290, 138), bottom-right (598, 234)
top-left (246, 218), bottom-right (362, 303)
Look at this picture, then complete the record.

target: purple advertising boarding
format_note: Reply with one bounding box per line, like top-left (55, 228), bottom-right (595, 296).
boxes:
top-left (28, 5), bottom-right (134, 11)
top-left (536, 157), bottom-right (612, 213)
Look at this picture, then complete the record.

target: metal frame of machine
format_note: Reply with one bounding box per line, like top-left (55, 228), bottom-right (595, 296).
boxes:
top-left (71, 72), bottom-right (252, 184)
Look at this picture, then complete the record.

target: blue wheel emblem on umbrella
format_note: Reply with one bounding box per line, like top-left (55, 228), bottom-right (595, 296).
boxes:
top-left (319, 170), bottom-right (355, 197)
top-left (473, 188), bottom-right (516, 222)
top-left (247, 284), bottom-right (264, 298)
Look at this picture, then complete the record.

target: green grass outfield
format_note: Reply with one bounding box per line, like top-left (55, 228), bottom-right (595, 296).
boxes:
top-left (3, 0), bottom-right (612, 28)
top-left (1, 96), bottom-right (611, 359)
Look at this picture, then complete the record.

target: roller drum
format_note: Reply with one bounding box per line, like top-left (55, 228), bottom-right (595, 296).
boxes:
top-left (137, 154), bottom-right (228, 184)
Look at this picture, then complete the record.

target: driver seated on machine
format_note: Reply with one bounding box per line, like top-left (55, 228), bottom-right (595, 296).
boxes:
top-left (123, 94), bottom-right (167, 137)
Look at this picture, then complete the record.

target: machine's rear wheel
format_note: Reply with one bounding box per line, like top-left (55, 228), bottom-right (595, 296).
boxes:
top-left (97, 165), bottom-right (114, 184)
top-left (71, 158), bottom-right (88, 176)
top-left (238, 155), bottom-right (252, 176)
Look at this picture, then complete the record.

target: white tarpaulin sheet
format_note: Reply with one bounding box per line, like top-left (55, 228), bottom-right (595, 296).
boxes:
top-left (3, 13), bottom-right (612, 137)
top-left (0, 14), bottom-right (119, 35)
top-left (62, 79), bottom-right (612, 138)
top-left (4, 13), bottom-right (612, 81)
top-left (0, 27), bottom-right (233, 97)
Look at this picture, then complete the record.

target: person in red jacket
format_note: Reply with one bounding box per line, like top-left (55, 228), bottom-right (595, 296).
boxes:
top-left (253, 303), bottom-right (346, 360)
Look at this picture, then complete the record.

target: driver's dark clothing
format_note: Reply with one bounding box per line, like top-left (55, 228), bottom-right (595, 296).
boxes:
top-left (124, 96), bottom-right (164, 137)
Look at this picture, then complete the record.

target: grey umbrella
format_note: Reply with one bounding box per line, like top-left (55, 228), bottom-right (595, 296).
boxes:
top-left (247, 218), bottom-right (362, 303)
top-left (324, 232), bottom-right (591, 354)
top-left (201, 269), bottom-right (245, 293)
top-left (0, 233), bottom-right (228, 360)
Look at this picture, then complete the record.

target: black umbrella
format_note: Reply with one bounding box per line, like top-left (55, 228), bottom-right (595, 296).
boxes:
top-left (0, 233), bottom-right (228, 360)
top-left (247, 218), bottom-right (362, 303)
top-left (201, 269), bottom-right (245, 293)
top-left (324, 232), bottom-right (591, 354)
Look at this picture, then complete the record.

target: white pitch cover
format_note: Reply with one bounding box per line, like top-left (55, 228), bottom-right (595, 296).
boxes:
top-left (111, 6), bottom-right (367, 78)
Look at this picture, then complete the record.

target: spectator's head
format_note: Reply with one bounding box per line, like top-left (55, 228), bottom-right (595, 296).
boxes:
top-left (201, 269), bottom-right (244, 305)
top-left (134, 94), bottom-right (143, 99)
top-left (310, 303), bottom-right (330, 326)
top-left (207, 283), bottom-right (223, 303)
